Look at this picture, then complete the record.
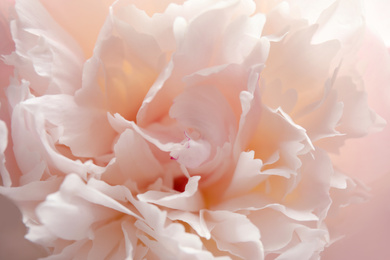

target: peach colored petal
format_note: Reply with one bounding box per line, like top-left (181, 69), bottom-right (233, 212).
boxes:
top-left (74, 2), bottom-right (165, 122)
top-left (102, 128), bottom-right (163, 187)
top-left (40, 0), bottom-right (114, 58)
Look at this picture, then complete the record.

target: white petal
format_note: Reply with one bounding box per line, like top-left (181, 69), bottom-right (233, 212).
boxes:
top-left (137, 176), bottom-right (204, 211)
top-left (36, 174), bottom-right (140, 240)
top-left (204, 210), bottom-right (264, 260)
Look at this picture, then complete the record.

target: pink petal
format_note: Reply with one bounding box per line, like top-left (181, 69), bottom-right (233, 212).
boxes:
top-left (7, 0), bottom-right (84, 95)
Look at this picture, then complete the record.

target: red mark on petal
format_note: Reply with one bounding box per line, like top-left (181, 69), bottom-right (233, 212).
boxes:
top-left (173, 176), bottom-right (188, 193)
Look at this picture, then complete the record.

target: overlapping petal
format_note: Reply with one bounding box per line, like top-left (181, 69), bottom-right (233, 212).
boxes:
top-left (0, 0), bottom-right (387, 259)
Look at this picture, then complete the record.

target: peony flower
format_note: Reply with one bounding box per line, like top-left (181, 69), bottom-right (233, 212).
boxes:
top-left (0, 0), bottom-right (388, 259)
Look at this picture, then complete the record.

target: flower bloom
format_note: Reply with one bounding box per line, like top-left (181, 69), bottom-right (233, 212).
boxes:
top-left (0, 0), bottom-right (388, 259)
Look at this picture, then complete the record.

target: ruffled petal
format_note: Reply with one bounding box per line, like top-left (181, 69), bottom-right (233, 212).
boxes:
top-left (6, 0), bottom-right (84, 95)
top-left (137, 176), bottom-right (204, 211)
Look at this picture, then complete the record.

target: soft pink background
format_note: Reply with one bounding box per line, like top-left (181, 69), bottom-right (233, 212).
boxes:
top-left (322, 1), bottom-right (390, 257)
